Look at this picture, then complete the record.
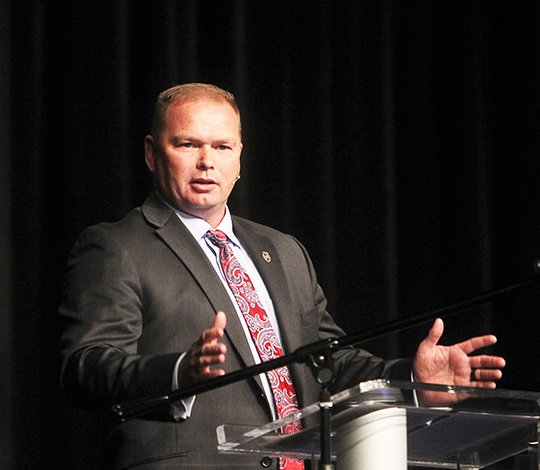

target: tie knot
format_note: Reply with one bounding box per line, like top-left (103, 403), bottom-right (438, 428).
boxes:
top-left (206, 229), bottom-right (229, 247)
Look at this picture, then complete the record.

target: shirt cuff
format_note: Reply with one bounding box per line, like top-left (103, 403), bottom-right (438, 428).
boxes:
top-left (172, 352), bottom-right (196, 420)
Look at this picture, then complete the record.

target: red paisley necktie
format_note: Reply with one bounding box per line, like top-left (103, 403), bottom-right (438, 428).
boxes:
top-left (206, 229), bottom-right (303, 469)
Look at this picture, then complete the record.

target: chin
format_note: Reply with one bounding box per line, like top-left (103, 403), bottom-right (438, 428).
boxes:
top-left (183, 199), bottom-right (224, 215)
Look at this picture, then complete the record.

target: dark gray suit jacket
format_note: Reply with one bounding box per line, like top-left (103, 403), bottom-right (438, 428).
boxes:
top-left (59, 192), bottom-right (411, 469)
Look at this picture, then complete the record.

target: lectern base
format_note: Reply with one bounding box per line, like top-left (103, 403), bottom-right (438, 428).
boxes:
top-left (335, 406), bottom-right (407, 470)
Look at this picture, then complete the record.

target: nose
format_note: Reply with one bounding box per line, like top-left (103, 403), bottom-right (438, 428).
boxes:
top-left (196, 145), bottom-right (214, 170)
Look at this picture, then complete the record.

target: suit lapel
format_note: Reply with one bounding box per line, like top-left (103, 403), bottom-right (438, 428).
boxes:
top-left (233, 219), bottom-right (308, 404)
top-left (141, 195), bottom-right (264, 392)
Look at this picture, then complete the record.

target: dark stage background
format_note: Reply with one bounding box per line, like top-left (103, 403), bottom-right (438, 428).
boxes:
top-left (1, 1), bottom-right (540, 468)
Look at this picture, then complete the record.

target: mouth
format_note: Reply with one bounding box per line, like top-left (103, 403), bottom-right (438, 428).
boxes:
top-left (190, 178), bottom-right (217, 191)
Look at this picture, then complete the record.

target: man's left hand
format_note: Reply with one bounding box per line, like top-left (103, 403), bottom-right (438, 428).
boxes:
top-left (412, 318), bottom-right (506, 405)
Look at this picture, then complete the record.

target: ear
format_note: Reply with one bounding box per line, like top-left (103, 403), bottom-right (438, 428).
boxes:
top-left (237, 142), bottom-right (243, 173)
top-left (144, 135), bottom-right (156, 172)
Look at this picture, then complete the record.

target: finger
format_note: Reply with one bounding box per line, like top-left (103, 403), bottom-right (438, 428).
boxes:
top-left (186, 341), bottom-right (226, 367)
top-left (458, 335), bottom-right (498, 355)
top-left (199, 368), bottom-right (226, 380)
top-left (469, 355), bottom-right (505, 369)
top-left (469, 380), bottom-right (498, 389)
top-left (198, 352), bottom-right (226, 368)
top-left (200, 329), bottom-right (221, 345)
top-left (200, 342), bottom-right (227, 358)
top-left (422, 318), bottom-right (444, 348)
top-left (200, 325), bottom-right (225, 344)
top-left (201, 341), bottom-right (227, 354)
top-left (189, 347), bottom-right (226, 379)
top-left (471, 368), bottom-right (503, 381)
top-left (200, 312), bottom-right (227, 344)
top-left (197, 345), bottom-right (226, 370)
top-left (213, 311), bottom-right (227, 330)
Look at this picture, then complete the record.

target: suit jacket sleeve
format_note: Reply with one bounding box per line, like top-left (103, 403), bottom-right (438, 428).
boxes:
top-left (59, 223), bottom-right (181, 416)
top-left (288, 236), bottom-right (412, 394)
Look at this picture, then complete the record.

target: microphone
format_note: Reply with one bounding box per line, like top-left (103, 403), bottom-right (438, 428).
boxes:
top-left (232, 174), bottom-right (241, 186)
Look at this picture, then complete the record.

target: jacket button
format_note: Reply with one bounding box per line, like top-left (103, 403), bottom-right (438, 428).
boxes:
top-left (260, 456), bottom-right (273, 468)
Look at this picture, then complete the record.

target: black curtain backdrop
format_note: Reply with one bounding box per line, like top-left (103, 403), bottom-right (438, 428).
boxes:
top-left (2, 1), bottom-right (540, 468)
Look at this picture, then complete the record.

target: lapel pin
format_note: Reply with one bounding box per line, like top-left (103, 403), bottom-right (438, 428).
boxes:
top-left (262, 251), bottom-right (271, 263)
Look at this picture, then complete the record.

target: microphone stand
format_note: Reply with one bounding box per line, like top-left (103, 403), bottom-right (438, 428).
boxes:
top-left (110, 272), bottom-right (539, 469)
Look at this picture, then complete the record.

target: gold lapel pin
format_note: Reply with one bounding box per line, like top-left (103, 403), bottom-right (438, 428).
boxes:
top-left (262, 251), bottom-right (271, 263)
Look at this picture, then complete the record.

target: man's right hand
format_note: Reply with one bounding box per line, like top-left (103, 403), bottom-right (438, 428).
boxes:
top-left (177, 311), bottom-right (227, 388)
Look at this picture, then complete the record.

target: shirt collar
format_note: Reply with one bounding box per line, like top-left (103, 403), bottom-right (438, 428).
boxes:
top-left (156, 191), bottom-right (240, 247)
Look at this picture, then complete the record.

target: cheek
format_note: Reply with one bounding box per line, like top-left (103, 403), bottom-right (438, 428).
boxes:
top-left (230, 157), bottom-right (241, 176)
top-left (157, 159), bottom-right (189, 181)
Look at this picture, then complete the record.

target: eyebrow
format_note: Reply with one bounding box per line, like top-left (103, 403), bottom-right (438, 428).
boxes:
top-left (170, 135), bottom-right (238, 145)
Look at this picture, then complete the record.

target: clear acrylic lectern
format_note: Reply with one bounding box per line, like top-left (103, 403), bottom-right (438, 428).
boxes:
top-left (217, 380), bottom-right (540, 469)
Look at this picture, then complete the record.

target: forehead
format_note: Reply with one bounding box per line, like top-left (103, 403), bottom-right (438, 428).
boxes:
top-left (164, 99), bottom-right (241, 137)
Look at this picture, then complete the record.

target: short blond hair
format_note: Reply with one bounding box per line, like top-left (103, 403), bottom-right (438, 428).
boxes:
top-left (151, 83), bottom-right (242, 137)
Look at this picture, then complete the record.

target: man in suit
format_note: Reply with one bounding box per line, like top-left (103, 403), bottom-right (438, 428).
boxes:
top-left (59, 83), bottom-right (505, 469)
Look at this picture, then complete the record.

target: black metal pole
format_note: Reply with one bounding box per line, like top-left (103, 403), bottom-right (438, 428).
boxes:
top-left (319, 387), bottom-right (334, 470)
top-left (111, 273), bottom-right (539, 422)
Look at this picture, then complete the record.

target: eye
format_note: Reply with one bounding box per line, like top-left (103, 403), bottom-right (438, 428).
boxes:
top-left (217, 144), bottom-right (232, 151)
